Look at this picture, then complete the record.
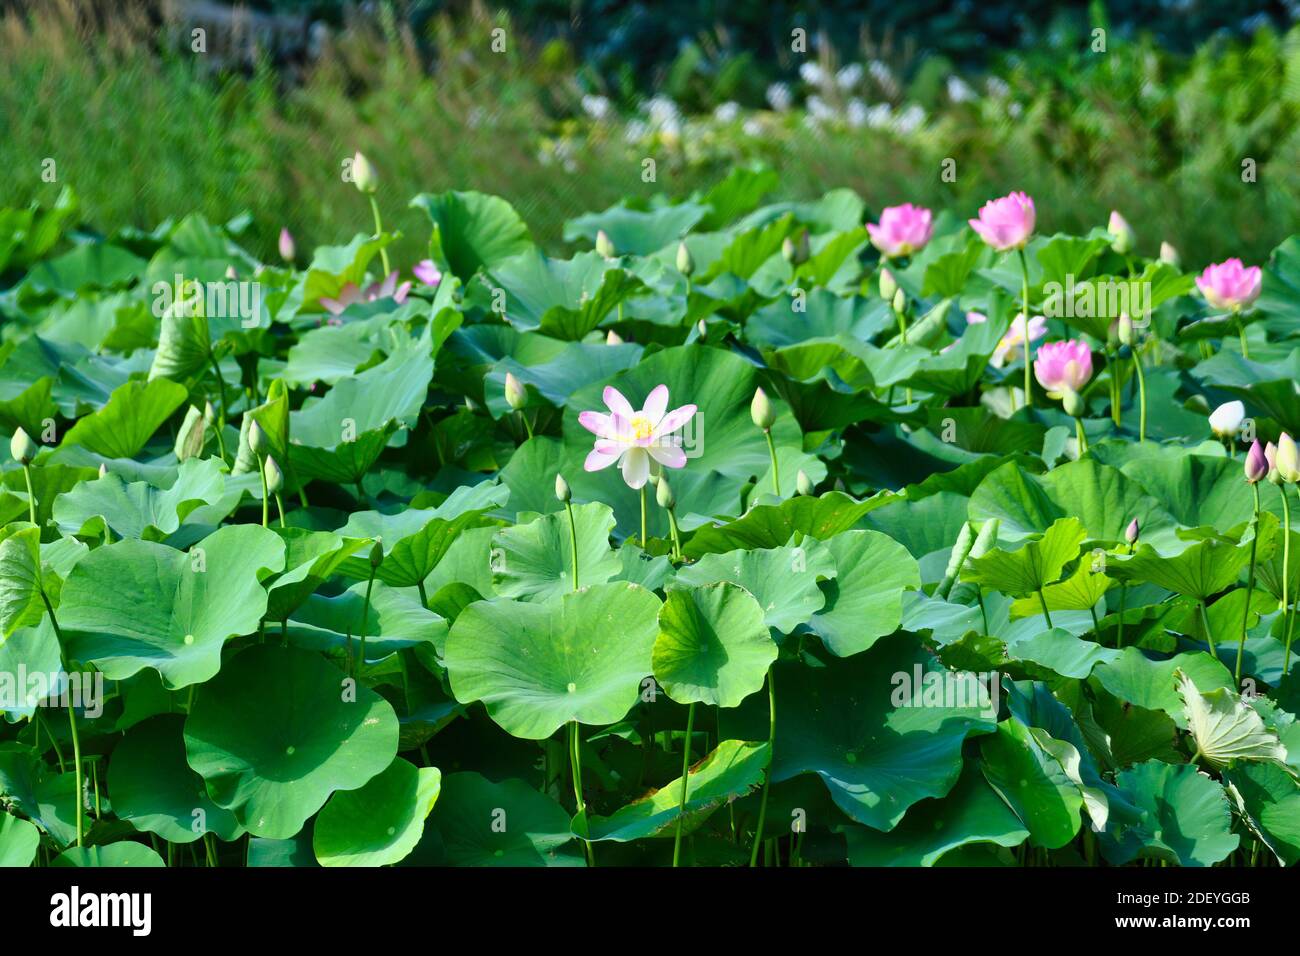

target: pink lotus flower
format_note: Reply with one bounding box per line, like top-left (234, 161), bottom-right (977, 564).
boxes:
top-left (278, 228), bottom-right (295, 263)
top-left (969, 191), bottom-right (1036, 251)
top-left (1196, 258), bottom-right (1262, 311)
top-left (968, 311), bottom-right (1047, 368)
top-left (1034, 339), bottom-right (1093, 395)
top-left (867, 203), bottom-right (933, 258)
top-left (1245, 440), bottom-right (1269, 483)
top-left (579, 385), bottom-right (697, 489)
top-left (413, 259), bottom-right (442, 287)
top-left (319, 272), bottom-right (412, 316)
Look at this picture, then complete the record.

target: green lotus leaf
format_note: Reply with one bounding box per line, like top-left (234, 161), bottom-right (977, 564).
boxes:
top-left (60, 377), bottom-right (189, 459)
top-left (0, 743), bottom-right (79, 845)
top-left (1191, 348), bottom-right (1300, 435)
top-left (148, 299), bottom-right (211, 382)
top-left (411, 190), bottom-right (533, 281)
top-left (671, 541), bottom-right (836, 633)
top-left (1005, 628), bottom-right (1122, 679)
top-left (313, 758), bottom-right (441, 867)
top-left (586, 739), bottom-right (770, 842)
top-left (684, 490), bottom-right (897, 558)
top-left (734, 635), bottom-right (997, 829)
top-left (1106, 537), bottom-right (1252, 601)
top-left (962, 516), bottom-right (1086, 597)
top-left (808, 530), bottom-right (921, 657)
top-left (184, 644), bottom-right (399, 838)
top-left (0, 812), bottom-right (40, 866)
top-left (1100, 760), bottom-right (1239, 867)
top-left (265, 529), bottom-right (370, 622)
top-left (481, 249), bottom-right (644, 340)
top-left (426, 771), bottom-right (580, 866)
top-left (24, 242), bottom-right (146, 294)
top-left (59, 524), bottom-right (285, 688)
top-left (652, 583), bottom-right (777, 708)
top-left (844, 764), bottom-right (1029, 866)
top-left (1122, 454), bottom-right (1284, 534)
top-left (1008, 558), bottom-right (1113, 616)
top-left (0, 619), bottom-right (62, 719)
top-left (979, 717), bottom-right (1083, 849)
top-left (287, 580), bottom-right (446, 663)
top-left (1093, 648), bottom-right (1233, 725)
top-left (0, 524), bottom-right (42, 640)
top-left (1223, 762), bottom-right (1300, 866)
top-left (51, 843), bottom-right (166, 867)
top-left (445, 582), bottom-right (661, 739)
top-left (107, 714), bottom-right (244, 843)
top-left (1178, 673), bottom-right (1286, 769)
top-left (490, 502), bottom-right (621, 602)
top-left (563, 201), bottom-right (707, 255)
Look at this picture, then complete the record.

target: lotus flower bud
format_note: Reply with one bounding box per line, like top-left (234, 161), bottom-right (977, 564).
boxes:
top-left (352, 151), bottom-right (378, 194)
top-left (504, 372), bottom-right (526, 411)
top-left (1276, 433), bottom-right (1300, 484)
top-left (278, 228), bottom-right (296, 263)
top-left (782, 237), bottom-right (797, 264)
top-left (9, 427), bottom-right (36, 465)
top-left (676, 241), bottom-right (694, 277)
top-left (1125, 518), bottom-right (1140, 545)
top-left (892, 288), bottom-right (907, 315)
top-left (1108, 210), bottom-right (1134, 256)
top-left (264, 456), bottom-right (284, 495)
top-left (879, 267), bottom-right (898, 302)
top-left (1245, 440), bottom-right (1269, 484)
top-left (595, 230), bottom-right (616, 259)
top-left (369, 538), bottom-right (384, 568)
top-left (204, 400), bottom-right (216, 423)
top-left (1062, 387), bottom-right (1085, 419)
top-left (655, 475), bottom-right (675, 509)
top-left (1117, 313), bottom-right (1136, 347)
top-left (225, 265), bottom-right (238, 280)
top-left (1159, 242), bottom-right (1180, 269)
top-left (98, 463), bottom-right (108, 479)
top-left (248, 419), bottom-right (270, 458)
top-left (696, 319), bottom-right (707, 338)
top-left (796, 469), bottom-right (815, 496)
top-left (751, 387), bottom-right (776, 430)
top-left (555, 473), bottom-right (571, 503)
top-left (1208, 400), bottom-right (1245, 440)
top-left (606, 329), bottom-right (624, 346)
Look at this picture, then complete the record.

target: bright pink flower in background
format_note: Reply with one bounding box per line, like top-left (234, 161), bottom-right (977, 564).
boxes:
top-left (1034, 339), bottom-right (1093, 395)
top-left (320, 272), bottom-right (411, 316)
top-left (1196, 258), bottom-right (1262, 311)
top-left (867, 204), bottom-right (933, 258)
top-left (969, 191), bottom-right (1036, 251)
top-left (579, 385), bottom-right (697, 489)
top-left (413, 259), bottom-right (442, 286)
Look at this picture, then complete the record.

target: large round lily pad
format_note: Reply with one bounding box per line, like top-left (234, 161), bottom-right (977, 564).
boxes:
top-left (313, 758), bottom-right (442, 867)
top-left (652, 583), bottom-right (776, 708)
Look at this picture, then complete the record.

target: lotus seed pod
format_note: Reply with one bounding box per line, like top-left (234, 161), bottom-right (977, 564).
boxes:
top-left (1125, 518), bottom-right (1140, 545)
top-left (595, 230), bottom-right (616, 259)
top-left (504, 372), bottom-right (527, 411)
top-left (248, 419), bottom-right (270, 458)
top-left (655, 475), bottom-right (675, 509)
top-left (1159, 241), bottom-right (1180, 269)
top-left (264, 456), bottom-right (285, 495)
top-left (9, 427), bottom-right (36, 465)
top-left (796, 469), bottom-right (815, 496)
top-left (606, 329), bottom-right (624, 346)
top-left (555, 473), bottom-right (571, 503)
top-left (676, 241), bottom-right (694, 277)
top-left (751, 387), bottom-right (776, 430)
top-left (352, 151), bottom-right (378, 194)
top-left (879, 267), bottom-right (898, 302)
top-left (369, 538), bottom-right (385, 567)
top-left (1108, 210), bottom-right (1134, 256)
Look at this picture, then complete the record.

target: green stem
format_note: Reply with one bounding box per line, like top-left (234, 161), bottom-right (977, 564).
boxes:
top-left (358, 567), bottom-right (377, 671)
top-left (207, 354), bottom-right (230, 462)
top-left (369, 196), bottom-right (391, 276)
top-left (1017, 248), bottom-right (1032, 412)
top-left (1236, 482), bottom-right (1262, 682)
top-left (1036, 589), bottom-right (1054, 628)
top-left (569, 721), bottom-right (594, 866)
top-left (258, 457), bottom-right (269, 528)
top-left (1074, 417), bottom-right (1088, 455)
top-left (1199, 599), bottom-right (1217, 658)
top-left (1238, 318), bottom-right (1250, 359)
top-left (40, 591), bottom-right (83, 848)
top-left (764, 428), bottom-right (780, 495)
top-left (1284, 487), bottom-right (1295, 674)
top-left (640, 484), bottom-right (648, 547)
top-left (1132, 351), bottom-right (1147, 443)
top-left (977, 588), bottom-right (989, 635)
top-left (21, 463), bottom-right (37, 526)
top-left (417, 580), bottom-right (429, 610)
top-left (667, 508), bottom-right (683, 563)
top-left (564, 501), bottom-right (580, 591)
top-left (275, 493), bottom-right (286, 529)
top-left (749, 666), bottom-right (776, 867)
top-left (521, 411), bottom-right (534, 441)
top-left (1109, 355), bottom-right (1123, 427)
top-left (672, 702), bottom-right (697, 867)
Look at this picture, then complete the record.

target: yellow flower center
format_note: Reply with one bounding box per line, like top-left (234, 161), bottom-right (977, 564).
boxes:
top-left (629, 414), bottom-right (654, 440)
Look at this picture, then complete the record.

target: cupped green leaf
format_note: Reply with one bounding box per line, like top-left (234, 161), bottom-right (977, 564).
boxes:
top-left (425, 771), bottom-right (580, 866)
top-left (313, 758), bottom-right (441, 867)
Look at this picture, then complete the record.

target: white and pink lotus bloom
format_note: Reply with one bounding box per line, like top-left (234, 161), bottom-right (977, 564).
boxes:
top-left (867, 203), bottom-right (933, 258)
top-left (579, 385), bottom-right (697, 489)
top-left (320, 272), bottom-right (412, 317)
top-left (967, 311), bottom-right (1047, 367)
top-left (969, 191), bottom-right (1036, 251)
top-left (1034, 339), bottom-right (1093, 396)
top-left (413, 259), bottom-right (442, 287)
top-left (1196, 258), bottom-right (1262, 312)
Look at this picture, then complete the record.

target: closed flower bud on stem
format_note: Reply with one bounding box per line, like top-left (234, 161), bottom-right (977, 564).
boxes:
top-left (504, 372), bottom-right (527, 411)
top-left (879, 268), bottom-right (898, 303)
top-left (676, 242), bottom-right (694, 277)
top-left (796, 470), bottom-right (815, 496)
top-left (248, 419), bottom-right (270, 459)
top-left (264, 456), bottom-right (284, 495)
top-left (1125, 518), bottom-right (1140, 545)
top-left (369, 539), bottom-right (385, 568)
top-left (1245, 440), bottom-right (1269, 483)
top-left (9, 427), bottom-right (36, 465)
top-left (555, 473), bottom-right (571, 503)
top-left (352, 151), bottom-right (378, 194)
top-left (751, 387), bottom-right (776, 430)
top-left (595, 230), bottom-right (616, 259)
top-left (656, 475), bottom-right (675, 510)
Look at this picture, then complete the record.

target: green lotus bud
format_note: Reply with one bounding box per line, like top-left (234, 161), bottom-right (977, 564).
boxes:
top-left (1108, 210), bottom-right (1134, 256)
top-left (782, 237), bottom-right (797, 264)
top-left (555, 473), bottom-right (571, 503)
top-left (750, 387), bottom-right (776, 430)
top-left (595, 230), bottom-right (616, 259)
top-left (98, 463), bottom-right (108, 479)
top-left (1117, 313), bottom-right (1135, 347)
top-left (204, 400), bottom-right (216, 424)
top-left (1277, 433), bottom-right (1300, 484)
top-left (174, 406), bottom-right (207, 462)
top-left (696, 319), bottom-right (707, 338)
top-left (352, 151), bottom-right (378, 194)
top-left (504, 372), bottom-right (526, 411)
top-left (369, 538), bottom-right (384, 568)
top-left (796, 469), bottom-right (815, 496)
top-left (879, 267), bottom-right (898, 302)
top-left (655, 475), bottom-right (675, 510)
top-left (264, 455), bottom-right (284, 495)
top-left (248, 419), bottom-right (270, 458)
top-left (9, 427), bottom-right (36, 465)
top-left (1062, 387), bottom-right (1085, 419)
top-left (1159, 241), bottom-right (1180, 269)
top-left (606, 329), bottom-right (624, 346)
top-left (892, 288), bottom-right (907, 315)
top-left (676, 241), bottom-right (694, 277)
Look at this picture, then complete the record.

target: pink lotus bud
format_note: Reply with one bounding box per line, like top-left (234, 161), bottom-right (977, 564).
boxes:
top-left (1196, 258), bottom-right (1262, 312)
top-left (1265, 442), bottom-right (1281, 484)
top-left (278, 228), bottom-right (295, 263)
top-left (1108, 210), bottom-right (1134, 255)
top-left (969, 191), bottom-right (1036, 251)
top-left (1245, 440), bottom-right (1269, 483)
top-left (1033, 339), bottom-right (1093, 396)
top-left (867, 203), bottom-right (933, 258)
top-left (413, 259), bottom-right (441, 286)
top-left (1125, 518), bottom-right (1140, 545)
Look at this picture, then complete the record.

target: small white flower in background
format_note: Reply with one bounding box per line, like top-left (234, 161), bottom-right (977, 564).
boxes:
top-left (846, 99), bottom-right (868, 128)
top-left (647, 96), bottom-right (680, 127)
top-left (714, 101), bottom-right (740, 122)
top-left (624, 119), bottom-right (648, 143)
top-left (836, 64), bottom-right (864, 89)
top-left (947, 76), bottom-right (975, 103)
top-left (807, 95), bottom-right (836, 123)
top-left (869, 60), bottom-right (898, 97)
top-left (743, 118), bottom-right (764, 137)
top-left (894, 104), bottom-right (926, 134)
top-left (766, 82), bottom-right (793, 112)
top-left (1208, 401), bottom-right (1246, 439)
top-left (1008, 102), bottom-right (1024, 119)
top-left (799, 62), bottom-right (824, 85)
top-left (987, 77), bottom-right (1011, 98)
top-left (865, 103), bottom-right (893, 129)
top-left (581, 94), bottom-right (611, 120)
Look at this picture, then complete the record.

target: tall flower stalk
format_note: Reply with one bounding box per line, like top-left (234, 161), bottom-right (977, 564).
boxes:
top-left (749, 665), bottom-right (776, 867)
top-left (1237, 441), bottom-right (1268, 681)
